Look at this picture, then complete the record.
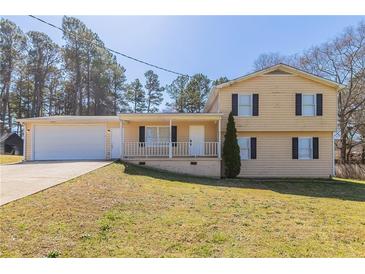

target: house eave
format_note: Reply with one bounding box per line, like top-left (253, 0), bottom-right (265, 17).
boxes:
top-left (119, 112), bottom-right (223, 122)
top-left (16, 116), bottom-right (120, 124)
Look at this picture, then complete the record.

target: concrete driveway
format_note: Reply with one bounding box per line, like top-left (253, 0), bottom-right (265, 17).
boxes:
top-left (0, 161), bottom-right (111, 206)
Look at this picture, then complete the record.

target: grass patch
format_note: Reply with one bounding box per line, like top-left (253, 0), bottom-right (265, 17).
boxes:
top-left (46, 251), bottom-right (60, 258)
top-left (0, 155), bottom-right (22, 165)
top-left (0, 162), bottom-right (364, 257)
top-left (211, 232), bottom-right (228, 244)
top-left (333, 177), bottom-right (365, 184)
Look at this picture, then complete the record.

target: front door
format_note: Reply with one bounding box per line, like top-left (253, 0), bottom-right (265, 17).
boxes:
top-left (189, 125), bottom-right (205, 156)
top-left (111, 128), bottom-right (121, 159)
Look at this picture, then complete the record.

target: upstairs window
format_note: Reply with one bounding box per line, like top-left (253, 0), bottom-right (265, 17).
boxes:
top-left (238, 137), bottom-right (250, 160)
top-left (238, 94), bottom-right (252, 116)
top-left (298, 137), bottom-right (313, 159)
top-left (302, 94), bottom-right (316, 116)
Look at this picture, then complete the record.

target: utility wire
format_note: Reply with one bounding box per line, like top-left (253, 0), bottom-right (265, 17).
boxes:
top-left (29, 15), bottom-right (190, 77)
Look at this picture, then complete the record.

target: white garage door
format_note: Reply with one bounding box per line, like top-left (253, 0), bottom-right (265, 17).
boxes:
top-left (34, 125), bottom-right (106, 160)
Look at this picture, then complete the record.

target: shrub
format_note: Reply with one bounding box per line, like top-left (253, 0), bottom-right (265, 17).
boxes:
top-left (222, 112), bottom-right (241, 178)
top-left (46, 250), bottom-right (60, 258)
top-left (336, 164), bottom-right (365, 180)
top-left (99, 223), bottom-right (111, 232)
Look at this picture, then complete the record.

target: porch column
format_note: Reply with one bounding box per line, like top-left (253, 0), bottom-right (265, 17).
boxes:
top-left (169, 119), bottom-right (172, 158)
top-left (218, 118), bottom-right (221, 159)
top-left (120, 120), bottom-right (124, 160)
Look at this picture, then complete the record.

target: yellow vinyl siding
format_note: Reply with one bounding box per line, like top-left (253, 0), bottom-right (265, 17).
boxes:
top-left (105, 128), bottom-right (111, 160)
top-left (218, 75), bottom-right (337, 131)
top-left (105, 121), bottom-right (120, 160)
top-left (106, 121), bottom-right (120, 128)
top-left (25, 123), bottom-right (32, 161)
top-left (175, 121), bottom-right (217, 142)
top-left (233, 131), bottom-right (333, 177)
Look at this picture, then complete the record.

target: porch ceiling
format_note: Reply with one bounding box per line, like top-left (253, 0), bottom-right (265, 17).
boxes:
top-left (119, 113), bottom-right (223, 122)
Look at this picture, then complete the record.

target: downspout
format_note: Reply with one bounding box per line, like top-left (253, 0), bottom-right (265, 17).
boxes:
top-left (332, 131), bottom-right (336, 177)
top-left (218, 90), bottom-right (222, 178)
top-left (31, 124), bottom-right (34, 161)
top-left (120, 119), bottom-right (124, 160)
top-left (22, 122), bottom-right (26, 161)
top-left (169, 119), bottom-right (172, 158)
top-left (218, 118), bottom-right (222, 159)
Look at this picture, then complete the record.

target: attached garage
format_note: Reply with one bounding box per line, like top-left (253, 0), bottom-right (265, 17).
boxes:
top-left (33, 125), bottom-right (106, 160)
top-left (17, 116), bottom-right (121, 161)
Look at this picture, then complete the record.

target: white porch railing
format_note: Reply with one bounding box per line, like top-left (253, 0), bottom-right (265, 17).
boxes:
top-left (122, 141), bottom-right (220, 158)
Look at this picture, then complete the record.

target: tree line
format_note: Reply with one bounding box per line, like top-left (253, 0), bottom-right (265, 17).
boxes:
top-left (0, 16), bottom-right (228, 136)
top-left (253, 21), bottom-right (365, 163)
top-left (2, 17), bottom-right (363, 163)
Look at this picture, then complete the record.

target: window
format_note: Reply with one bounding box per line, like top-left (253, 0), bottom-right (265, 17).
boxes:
top-left (238, 137), bottom-right (250, 160)
top-left (298, 137), bottom-right (312, 159)
top-left (302, 94), bottom-right (316, 116)
top-left (146, 126), bottom-right (170, 144)
top-left (238, 94), bottom-right (252, 116)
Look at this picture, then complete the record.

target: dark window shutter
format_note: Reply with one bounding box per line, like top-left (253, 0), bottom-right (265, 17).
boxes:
top-left (316, 94), bottom-right (323, 116)
top-left (171, 126), bottom-right (177, 147)
top-left (139, 126), bottom-right (145, 147)
top-left (232, 94), bottom-right (238, 116)
top-left (313, 137), bottom-right (319, 159)
top-left (292, 137), bottom-right (298, 159)
top-left (295, 93), bottom-right (302, 116)
top-left (250, 137), bottom-right (257, 159)
top-left (252, 94), bottom-right (259, 116)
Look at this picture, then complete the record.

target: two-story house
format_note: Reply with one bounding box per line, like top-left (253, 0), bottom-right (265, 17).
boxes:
top-left (18, 64), bottom-right (342, 178)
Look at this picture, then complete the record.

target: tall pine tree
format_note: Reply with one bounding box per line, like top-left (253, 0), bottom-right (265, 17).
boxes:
top-left (184, 73), bottom-right (210, 113)
top-left (126, 78), bottom-right (146, 113)
top-left (110, 56), bottom-right (128, 114)
top-left (144, 70), bottom-right (164, 113)
top-left (0, 19), bottom-right (26, 134)
top-left (212, 76), bottom-right (229, 86)
top-left (165, 75), bottom-right (189, 112)
top-left (26, 31), bottom-right (60, 117)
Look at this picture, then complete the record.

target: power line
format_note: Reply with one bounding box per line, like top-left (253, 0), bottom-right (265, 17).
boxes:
top-left (28, 15), bottom-right (190, 78)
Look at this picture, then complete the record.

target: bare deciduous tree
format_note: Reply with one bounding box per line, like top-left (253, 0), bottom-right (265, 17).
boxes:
top-left (254, 21), bottom-right (365, 163)
top-left (299, 23), bottom-right (365, 163)
top-left (253, 52), bottom-right (297, 71)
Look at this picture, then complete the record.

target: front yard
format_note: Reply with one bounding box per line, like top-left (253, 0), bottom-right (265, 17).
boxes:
top-left (0, 162), bottom-right (364, 257)
top-left (0, 155), bottom-right (23, 165)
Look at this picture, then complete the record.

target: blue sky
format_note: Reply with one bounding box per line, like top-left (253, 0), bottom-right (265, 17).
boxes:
top-left (3, 16), bottom-right (365, 106)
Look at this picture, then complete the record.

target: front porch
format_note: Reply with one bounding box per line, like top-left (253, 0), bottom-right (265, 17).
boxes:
top-left (119, 113), bottom-right (223, 159)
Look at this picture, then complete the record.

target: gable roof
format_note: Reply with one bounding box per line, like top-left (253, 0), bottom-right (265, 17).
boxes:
top-left (204, 63), bottom-right (345, 112)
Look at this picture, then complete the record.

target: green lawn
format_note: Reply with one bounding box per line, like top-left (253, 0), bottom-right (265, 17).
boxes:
top-left (0, 155), bottom-right (22, 164)
top-left (0, 162), bottom-right (364, 258)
